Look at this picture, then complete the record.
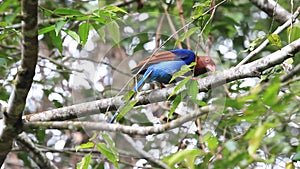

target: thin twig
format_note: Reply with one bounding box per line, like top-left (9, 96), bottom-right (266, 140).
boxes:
top-left (163, 4), bottom-right (183, 49)
top-left (176, 0), bottom-right (190, 49)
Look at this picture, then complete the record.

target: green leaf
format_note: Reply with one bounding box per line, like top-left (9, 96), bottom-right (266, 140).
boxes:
top-left (116, 100), bottom-right (137, 122)
top-left (55, 20), bottom-right (67, 36)
top-left (247, 122), bottom-right (275, 157)
top-left (202, 132), bottom-right (218, 153)
top-left (292, 151), bottom-right (300, 161)
top-left (226, 98), bottom-right (244, 109)
top-left (89, 133), bottom-right (97, 141)
top-left (122, 90), bottom-right (135, 102)
top-left (75, 142), bottom-right (94, 151)
top-left (39, 25), bottom-right (55, 35)
top-left (287, 23), bottom-right (300, 42)
top-left (53, 8), bottom-right (83, 15)
top-left (78, 22), bottom-right (90, 46)
top-left (77, 154), bottom-right (92, 169)
top-left (169, 62), bottom-right (195, 83)
top-left (191, 1), bottom-right (211, 20)
top-left (96, 143), bottom-right (119, 168)
top-left (176, 27), bottom-right (199, 46)
top-left (0, 58), bottom-right (7, 67)
top-left (186, 80), bottom-right (198, 101)
top-left (262, 76), bottom-right (280, 106)
top-left (102, 133), bottom-right (119, 158)
top-left (247, 36), bottom-right (264, 52)
top-left (52, 100), bottom-right (63, 108)
top-left (168, 76), bottom-right (191, 100)
top-left (107, 21), bottom-right (120, 45)
top-left (0, 0), bottom-right (14, 12)
top-left (164, 149), bottom-right (203, 169)
top-left (49, 31), bottom-right (63, 53)
top-left (63, 29), bottom-right (80, 43)
top-left (91, 23), bottom-right (106, 42)
top-left (168, 92), bottom-right (185, 119)
top-left (0, 22), bottom-right (7, 27)
top-left (267, 34), bottom-right (282, 49)
top-left (104, 5), bottom-right (127, 13)
top-left (18, 153), bottom-right (32, 168)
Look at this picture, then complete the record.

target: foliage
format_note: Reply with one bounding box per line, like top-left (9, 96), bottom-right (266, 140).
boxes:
top-left (0, 0), bottom-right (300, 168)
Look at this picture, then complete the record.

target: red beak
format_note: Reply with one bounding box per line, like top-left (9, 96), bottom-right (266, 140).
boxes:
top-left (206, 64), bottom-right (216, 72)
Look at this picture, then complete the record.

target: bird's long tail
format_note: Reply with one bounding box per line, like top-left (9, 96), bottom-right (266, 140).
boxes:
top-left (109, 69), bottom-right (153, 123)
top-left (133, 69), bottom-right (152, 92)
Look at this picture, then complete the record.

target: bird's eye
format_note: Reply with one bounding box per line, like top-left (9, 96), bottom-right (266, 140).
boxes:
top-left (205, 58), bottom-right (210, 63)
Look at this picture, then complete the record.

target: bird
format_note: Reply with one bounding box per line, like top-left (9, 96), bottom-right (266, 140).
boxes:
top-left (109, 49), bottom-right (215, 123)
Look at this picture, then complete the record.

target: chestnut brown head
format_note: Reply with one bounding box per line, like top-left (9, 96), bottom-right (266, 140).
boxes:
top-left (194, 56), bottom-right (216, 76)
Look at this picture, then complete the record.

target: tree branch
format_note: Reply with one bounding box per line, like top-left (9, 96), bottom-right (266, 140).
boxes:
top-left (23, 38), bottom-right (300, 123)
top-left (249, 0), bottom-right (299, 24)
top-left (16, 133), bottom-right (58, 169)
top-left (0, 0), bottom-right (38, 166)
top-left (24, 106), bottom-right (210, 135)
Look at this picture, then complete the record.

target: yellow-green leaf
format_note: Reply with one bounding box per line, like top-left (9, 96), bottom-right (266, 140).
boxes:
top-left (168, 76), bottom-right (191, 100)
top-left (104, 5), bottom-right (127, 13)
top-left (77, 154), bottom-right (91, 169)
top-left (116, 100), bottom-right (137, 122)
top-left (267, 34), bottom-right (282, 49)
top-left (164, 149), bottom-right (203, 169)
top-left (169, 62), bottom-right (195, 83)
top-left (262, 76), bottom-right (280, 106)
top-left (54, 8), bottom-right (83, 15)
top-left (107, 21), bottom-right (120, 45)
top-left (102, 133), bottom-right (119, 158)
top-left (186, 80), bottom-right (198, 101)
top-left (168, 92), bottom-right (185, 119)
top-left (96, 143), bottom-right (119, 168)
top-left (39, 25), bottom-right (55, 35)
top-left (176, 27), bottom-right (199, 46)
top-left (248, 122), bottom-right (275, 157)
top-left (75, 142), bottom-right (94, 151)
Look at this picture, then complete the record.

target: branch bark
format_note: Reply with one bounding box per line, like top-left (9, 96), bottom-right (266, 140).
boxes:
top-left (0, 0), bottom-right (38, 166)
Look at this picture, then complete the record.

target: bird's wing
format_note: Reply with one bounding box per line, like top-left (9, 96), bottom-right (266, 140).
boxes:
top-left (131, 51), bottom-right (191, 74)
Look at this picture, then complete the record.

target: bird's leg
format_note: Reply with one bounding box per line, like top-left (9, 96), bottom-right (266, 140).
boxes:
top-left (160, 83), bottom-right (166, 88)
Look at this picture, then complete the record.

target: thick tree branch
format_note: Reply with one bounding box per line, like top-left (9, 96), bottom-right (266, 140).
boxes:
top-left (24, 38), bottom-right (300, 123)
top-left (237, 6), bottom-right (300, 66)
top-left (249, 0), bottom-right (298, 24)
top-left (16, 133), bottom-right (58, 169)
top-left (0, 0), bottom-right (38, 166)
